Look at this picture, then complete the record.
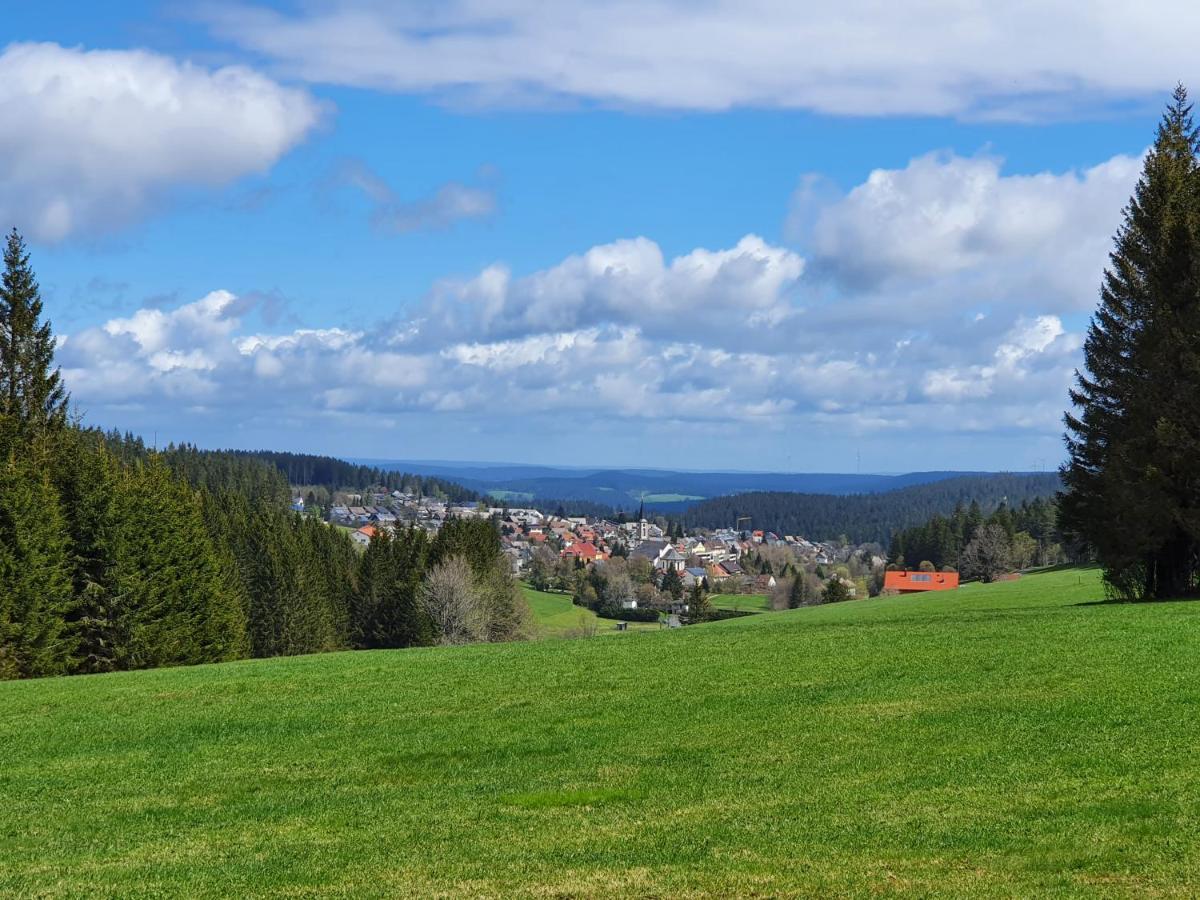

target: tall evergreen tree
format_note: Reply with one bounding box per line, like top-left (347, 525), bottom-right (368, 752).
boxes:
top-left (0, 229), bottom-right (67, 437)
top-left (352, 526), bottom-right (434, 649)
top-left (1062, 85), bottom-right (1200, 599)
top-left (0, 448), bottom-right (75, 678)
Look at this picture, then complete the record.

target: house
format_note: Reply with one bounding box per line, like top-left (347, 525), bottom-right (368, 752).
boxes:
top-left (629, 539), bottom-right (670, 562)
top-left (883, 570), bottom-right (960, 595)
top-left (713, 559), bottom-right (743, 578)
top-left (351, 525), bottom-right (377, 548)
top-left (753, 574), bottom-right (777, 591)
top-left (561, 541), bottom-right (600, 563)
top-left (681, 567), bottom-right (708, 588)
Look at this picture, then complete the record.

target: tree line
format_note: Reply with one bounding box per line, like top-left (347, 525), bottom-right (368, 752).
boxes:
top-left (680, 473), bottom-right (1062, 545)
top-left (213, 450), bottom-right (481, 502)
top-left (0, 230), bottom-right (528, 679)
top-left (887, 497), bottom-right (1069, 574)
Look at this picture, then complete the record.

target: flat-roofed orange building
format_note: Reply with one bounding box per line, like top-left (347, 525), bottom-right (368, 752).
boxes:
top-left (883, 570), bottom-right (960, 594)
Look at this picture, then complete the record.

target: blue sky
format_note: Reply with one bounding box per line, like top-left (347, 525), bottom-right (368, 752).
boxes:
top-left (5, 2), bottom-right (1196, 471)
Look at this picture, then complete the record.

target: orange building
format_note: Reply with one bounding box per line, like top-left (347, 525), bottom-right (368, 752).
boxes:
top-left (883, 570), bottom-right (960, 594)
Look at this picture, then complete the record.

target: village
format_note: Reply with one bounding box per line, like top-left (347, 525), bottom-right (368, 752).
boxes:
top-left (319, 487), bottom-right (911, 617)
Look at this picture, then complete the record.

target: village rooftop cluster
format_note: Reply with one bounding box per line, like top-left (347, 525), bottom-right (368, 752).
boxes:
top-left (321, 487), bottom-right (884, 602)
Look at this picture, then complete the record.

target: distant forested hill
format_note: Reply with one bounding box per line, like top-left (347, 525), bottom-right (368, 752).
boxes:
top-left (681, 473), bottom-right (1062, 544)
top-left (218, 450), bottom-right (481, 501)
top-left (354, 459), bottom-right (992, 509)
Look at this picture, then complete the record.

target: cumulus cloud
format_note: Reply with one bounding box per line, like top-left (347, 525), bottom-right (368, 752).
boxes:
top-left (59, 281), bottom-right (1080, 451)
top-left (802, 151), bottom-right (1142, 313)
top-left (336, 159), bottom-right (497, 233)
top-left (0, 42), bottom-right (323, 241)
top-left (416, 234), bottom-right (804, 345)
top-left (204, 1), bottom-right (1200, 118)
top-left (923, 315), bottom-right (1079, 403)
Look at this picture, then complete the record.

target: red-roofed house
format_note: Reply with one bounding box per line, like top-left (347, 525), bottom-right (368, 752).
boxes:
top-left (351, 525), bottom-right (378, 548)
top-left (561, 541), bottom-right (599, 563)
top-left (883, 570), bottom-right (960, 594)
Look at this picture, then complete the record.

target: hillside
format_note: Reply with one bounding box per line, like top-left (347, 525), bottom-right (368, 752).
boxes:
top-left (683, 472), bottom-right (1062, 544)
top-left (4, 568), bottom-right (1200, 896)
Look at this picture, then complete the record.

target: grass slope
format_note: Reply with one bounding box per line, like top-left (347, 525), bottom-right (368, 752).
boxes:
top-left (522, 584), bottom-right (658, 637)
top-left (709, 592), bottom-right (771, 612)
top-left (4, 568), bottom-right (1200, 897)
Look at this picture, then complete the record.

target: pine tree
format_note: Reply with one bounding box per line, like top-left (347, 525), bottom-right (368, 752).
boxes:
top-left (1062, 85), bottom-right (1200, 599)
top-left (686, 581), bottom-right (712, 623)
top-left (787, 575), bottom-right (805, 608)
top-left (0, 449), bottom-right (75, 678)
top-left (51, 430), bottom-right (126, 673)
top-left (821, 577), bottom-right (852, 605)
top-left (0, 229), bottom-right (67, 437)
top-left (352, 526), bottom-right (434, 649)
top-left (108, 457), bottom-right (248, 669)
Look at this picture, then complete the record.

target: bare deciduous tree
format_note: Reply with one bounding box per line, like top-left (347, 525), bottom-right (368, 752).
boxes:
top-left (420, 556), bottom-right (483, 645)
top-left (959, 524), bottom-right (1013, 583)
top-left (602, 570), bottom-right (635, 607)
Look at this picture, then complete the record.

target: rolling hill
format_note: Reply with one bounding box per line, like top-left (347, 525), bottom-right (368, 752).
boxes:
top-left (4, 567), bottom-right (1200, 896)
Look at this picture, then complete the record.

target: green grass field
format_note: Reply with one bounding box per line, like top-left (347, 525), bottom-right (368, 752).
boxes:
top-left (709, 592), bottom-right (771, 612)
top-left (522, 584), bottom-right (660, 637)
top-left (5, 567), bottom-right (1200, 897)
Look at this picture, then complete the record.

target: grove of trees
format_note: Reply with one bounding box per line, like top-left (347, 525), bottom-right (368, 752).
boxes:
top-left (887, 497), bottom-right (1065, 575)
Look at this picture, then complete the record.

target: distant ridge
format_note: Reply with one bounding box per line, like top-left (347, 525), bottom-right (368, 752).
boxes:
top-left (681, 472), bottom-right (1063, 545)
top-left (348, 458), bottom-right (1008, 511)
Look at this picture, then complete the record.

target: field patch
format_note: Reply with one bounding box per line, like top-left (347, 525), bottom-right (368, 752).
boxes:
top-left (709, 592), bottom-right (771, 612)
top-left (636, 492), bottom-right (705, 503)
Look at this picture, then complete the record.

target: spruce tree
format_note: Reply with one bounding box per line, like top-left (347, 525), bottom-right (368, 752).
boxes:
top-left (0, 450), bottom-right (75, 678)
top-left (0, 229), bottom-right (67, 436)
top-left (1062, 85), bottom-right (1200, 599)
top-left (787, 575), bottom-right (806, 608)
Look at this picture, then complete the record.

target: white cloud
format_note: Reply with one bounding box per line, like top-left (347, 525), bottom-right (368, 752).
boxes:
top-left (923, 315), bottom-right (1080, 404)
top-left (803, 151), bottom-right (1141, 313)
top-left (0, 42), bottom-right (323, 241)
top-left (206, 1), bottom-right (1200, 119)
top-left (418, 234), bottom-right (804, 344)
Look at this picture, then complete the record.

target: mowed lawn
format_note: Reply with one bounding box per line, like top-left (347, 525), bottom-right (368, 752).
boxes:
top-left (522, 584), bottom-right (659, 637)
top-left (709, 592), bottom-right (771, 612)
top-left (4, 568), bottom-right (1200, 897)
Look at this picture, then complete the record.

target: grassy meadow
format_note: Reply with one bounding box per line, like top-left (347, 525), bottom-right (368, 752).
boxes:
top-left (4, 567), bottom-right (1200, 897)
top-left (709, 592), bottom-right (772, 613)
top-left (521, 584), bottom-right (660, 637)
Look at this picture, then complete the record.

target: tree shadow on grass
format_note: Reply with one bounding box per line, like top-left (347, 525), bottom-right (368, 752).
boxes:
top-left (1074, 595), bottom-right (1200, 607)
